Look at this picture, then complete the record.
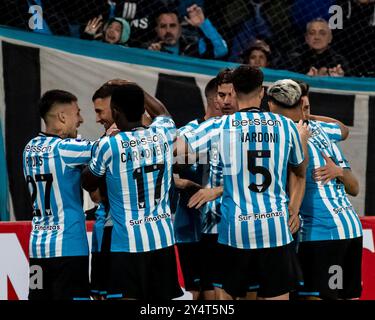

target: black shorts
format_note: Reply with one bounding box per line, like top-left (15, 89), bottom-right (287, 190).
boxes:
top-left (29, 256), bottom-right (89, 300)
top-left (221, 242), bottom-right (299, 298)
top-left (297, 237), bottom-right (363, 300)
top-left (200, 233), bottom-right (222, 291)
top-left (106, 246), bottom-right (184, 300)
top-left (177, 242), bottom-right (201, 291)
top-left (90, 252), bottom-right (110, 296)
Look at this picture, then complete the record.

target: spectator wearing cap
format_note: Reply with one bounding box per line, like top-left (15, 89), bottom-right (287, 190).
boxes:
top-left (290, 18), bottom-right (350, 77)
top-left (147, 5), bottom-right (228, 59)
top-left (241, 39), bottom-right (271, 68)
top-left (82, 16), bottom-right (131, 45)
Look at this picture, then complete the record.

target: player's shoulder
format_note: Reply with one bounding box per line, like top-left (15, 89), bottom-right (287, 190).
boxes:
top-left (57, 136), bottom-right (93, 151)
top-left (262, 112), bottom-right (297, 129)
top-left (209, 115), bottom-right (227, 127)
top-left (151, 115), bottom-right (175, 126)
top-left (23, 134), bottom-right (59, 154)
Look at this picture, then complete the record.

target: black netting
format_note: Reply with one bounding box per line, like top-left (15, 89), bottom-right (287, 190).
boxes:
top-left (1, 0), bottom-right (374, 77)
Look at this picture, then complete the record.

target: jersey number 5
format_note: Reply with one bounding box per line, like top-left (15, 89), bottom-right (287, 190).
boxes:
top-left (247, 150), bottom-right (272, 193)
top-left (26, 174), bottom-right (54, 217)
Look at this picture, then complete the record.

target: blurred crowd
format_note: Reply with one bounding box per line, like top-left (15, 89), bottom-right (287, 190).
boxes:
top-left (1, 0), bottom-right (375, 77)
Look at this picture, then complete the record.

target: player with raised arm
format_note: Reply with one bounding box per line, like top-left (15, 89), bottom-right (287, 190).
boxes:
top-left (296, 80), bottom-right (358, 196)
top-left (177, 65), bottom-right (308, 300)
top-left (82, 83), bottom-right (183, 300)
top-left (23, 90), bottom-right (93, 300)
top-left (268, 79), bottom-right (363, 300)
top-left (89, 81), bottom-right (158, 299)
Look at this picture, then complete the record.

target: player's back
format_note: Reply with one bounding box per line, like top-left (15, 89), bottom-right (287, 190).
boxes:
top-left (92, 116), bottom-right (176, 252)
top-left (217, 110), bottom-right (304, 249)
top-left (23, 133), bottom-right (92, 258)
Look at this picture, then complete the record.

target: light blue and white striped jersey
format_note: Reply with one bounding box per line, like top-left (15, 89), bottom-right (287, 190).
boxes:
top-left (178, 119), bottom-right (224, 235)
top-left (332, 142), bottom-right (350, 169)
top-left (200, 136), bottom-right (224, 235)
top-left (174, 120), bottom-right (204, 243)
top-left (299, 120), bottom-right (363, 242)
top-left (184, 109), bottom-right (305, 249)
top-left (91, 204), bottom-right (106, 253)
top-left (89, 116), bottom-right (176, 253)
top-left (23, 133), bottom-right (93, 258)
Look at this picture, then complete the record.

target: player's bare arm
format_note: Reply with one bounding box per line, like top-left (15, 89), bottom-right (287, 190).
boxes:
top-left (107, 79), bottom-right (170, 118)
top-left (314, 152), bottom-right (359, 196)
top-left (188, 186), bottom-right (223, 209)
top-left (81, 167), bottom-right (102, 193)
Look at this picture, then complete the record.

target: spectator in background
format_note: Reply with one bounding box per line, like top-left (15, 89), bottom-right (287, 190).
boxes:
top-left (227, 0), bottom-right (272, 62)
top-left (241, 39), bottom-right (271, 68)
top-left (334, 0), bottom-right (375, 77)
top-left (82, 16), bottom-right (131, 45)
top-left (290, 18), bottom-right (350, 77)
top-left (147, 5), bottom-right (228, 59)
top-left (92, 0), bottom-right (170, 48)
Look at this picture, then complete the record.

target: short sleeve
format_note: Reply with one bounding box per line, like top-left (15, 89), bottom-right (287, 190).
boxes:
top-left (177, 120), bottom-right (199, 137)
top-left (183, 117), bottom-right (221, 154)
top-left (288, 121), bottom-right (305, 166)
top-left (150, 116), bottom-right (176, 143)
top-left (319, 122), bottom-right (343, 142)
top-left (58, 138), bottom-right (93, 167)
top-left (88, 137), bottom-right (112, 177)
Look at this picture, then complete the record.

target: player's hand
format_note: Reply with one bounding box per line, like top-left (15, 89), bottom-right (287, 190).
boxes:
top-left (288, 207), bottom-right (300, 234)
top-left (148, 41), bottom-right (164, 51)
top-left (185, 4), bottom-right (205, 27)
top-left (188, 188), bottom-right (219, 209)
top-left (297, 120), bottom-right (310, 144)
top-left (106, 126), bottom-right (120, 136)
top-left (313, 152), bottom-right (344, 184)
top-left (84, 15), bottom-right (103, 38)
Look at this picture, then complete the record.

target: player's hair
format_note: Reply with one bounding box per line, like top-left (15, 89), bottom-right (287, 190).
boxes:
top-left (306, 17), bottom-right (330, 34)
top-left (92, 83), bottom-right (122, 101)
top-left (39, 89), bottom-right (77, 120)
top-left (232, 65), bottom-right (264, 96)
top-left (294, 80), bottom-right (310, 97)
top-left (216, 68), bottom-right (233, 86)
top-left (110, 84), bottom-right (145, 122)
top-left (204, 77), bottom-right (218, 98)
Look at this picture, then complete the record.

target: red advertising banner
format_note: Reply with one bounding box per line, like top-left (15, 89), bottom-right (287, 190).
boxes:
top-left (1, 218), bottom-right (374, 300)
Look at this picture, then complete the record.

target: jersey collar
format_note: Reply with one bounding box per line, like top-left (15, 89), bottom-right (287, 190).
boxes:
top-left (239, 107), bottom-right (261, 113)
top-left (39, 131), bottom-right (61, 138)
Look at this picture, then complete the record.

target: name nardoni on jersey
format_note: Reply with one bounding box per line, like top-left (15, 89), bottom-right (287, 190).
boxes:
top-left (241, 132), bottom-right (279, 143)
top-left (231, 119), bottom-right (281, 128)
top-left (333, 205), bottom-right (354, 214)
top-left (25, 144), bottom-right (52, 153)
top-left (121, 134), bottom-right (164, 149)
top-left (33, 224), bottom-right (61, 231)
top-left (129, 213), bottom-right (171, 226)
top-left (238, 211), bottom-right (285, 222)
